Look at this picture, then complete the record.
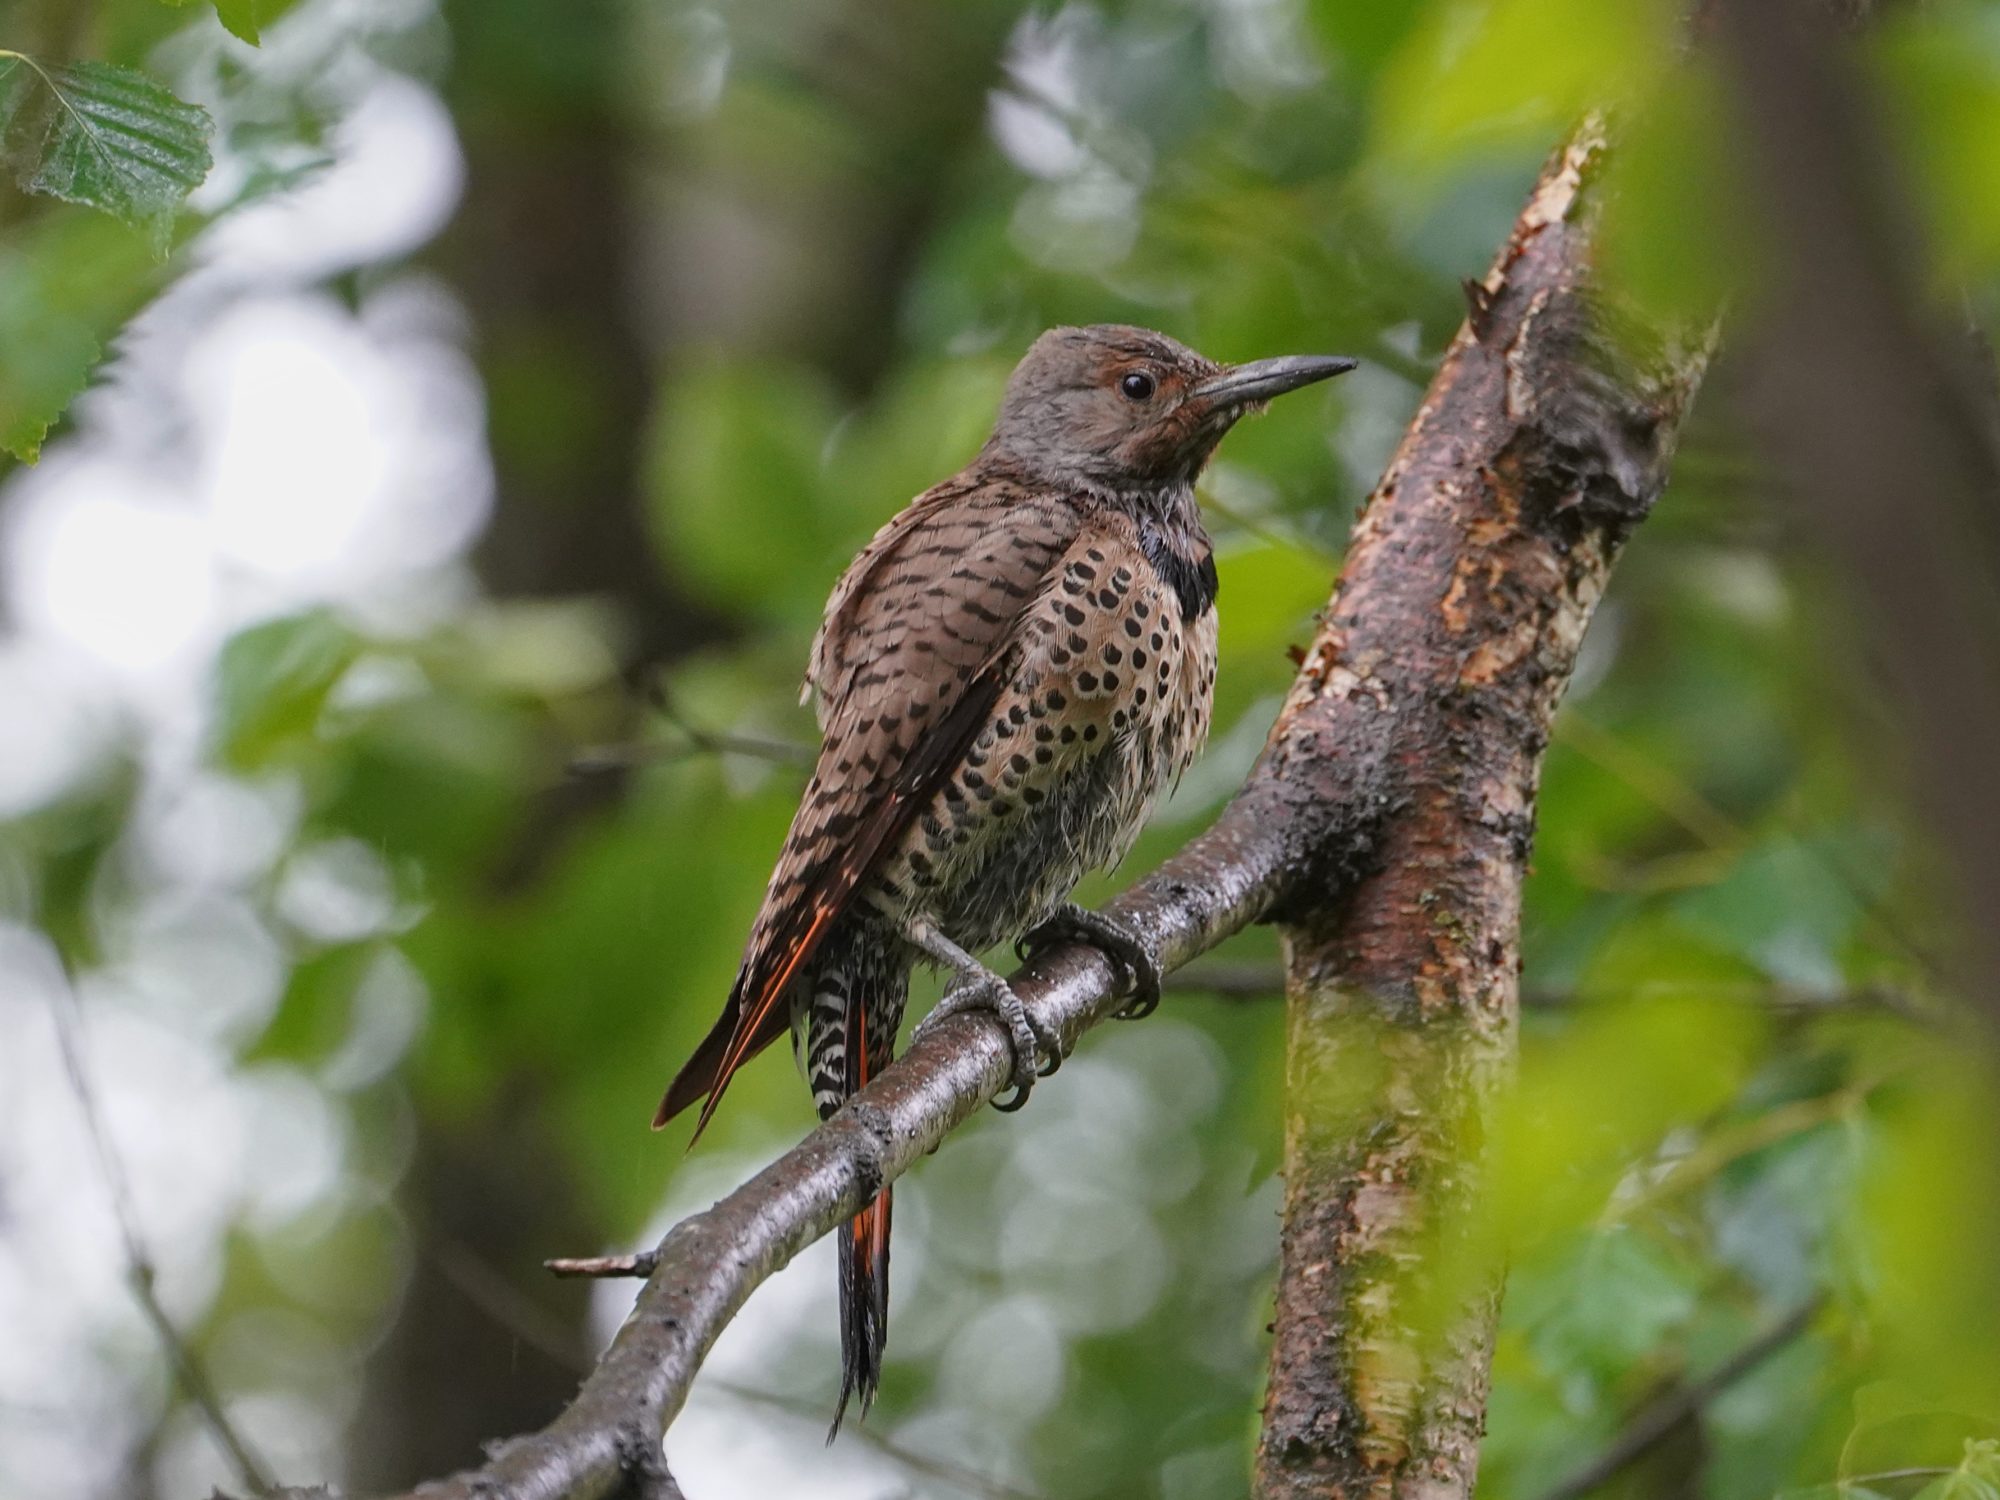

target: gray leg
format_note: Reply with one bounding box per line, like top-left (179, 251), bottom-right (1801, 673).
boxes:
top-left (1017, 902), bottom-right (1162, 1021)
top-left (906, 916), bottom-right (1060, 1110)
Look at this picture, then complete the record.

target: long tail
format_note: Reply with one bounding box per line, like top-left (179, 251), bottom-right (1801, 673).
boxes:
top-left (804, 933), bottom-right (906, 1438)
top-left (833, 1185), bottom-right (891, 1439)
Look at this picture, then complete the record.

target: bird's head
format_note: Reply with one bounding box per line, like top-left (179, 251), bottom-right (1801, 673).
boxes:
top-left (982, 324), bottom-right (1356, 490)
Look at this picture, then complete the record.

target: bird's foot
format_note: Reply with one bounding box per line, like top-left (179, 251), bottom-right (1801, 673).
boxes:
top-left (915, 969), bottom-right (1060, 1111)
top-left (1017, 903), bottom-right (1162, 1021)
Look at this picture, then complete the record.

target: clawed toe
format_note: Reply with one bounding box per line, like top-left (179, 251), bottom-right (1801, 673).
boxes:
top-left (1020, 904), bottom-right (1162, 1021)
top-left (919, 973), bottom-right (1056, 1109)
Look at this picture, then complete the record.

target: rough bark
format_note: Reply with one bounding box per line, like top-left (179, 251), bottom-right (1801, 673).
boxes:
top-left (270, 119), bottom-right (1706, 1500)
top-left (1254, 123), bottom-right (1707, 1498)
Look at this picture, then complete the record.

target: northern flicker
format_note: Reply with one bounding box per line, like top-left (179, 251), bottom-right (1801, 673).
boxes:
top-left (654, 324), bottom-right (1355, 1432)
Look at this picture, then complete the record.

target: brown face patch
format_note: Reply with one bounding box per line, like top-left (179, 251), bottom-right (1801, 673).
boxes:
top-left (986, 324), bottom-right (1232, 486)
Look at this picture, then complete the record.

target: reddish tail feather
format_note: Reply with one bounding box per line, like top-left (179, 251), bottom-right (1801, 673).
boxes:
top-left (831, 1187), bottom-right (891, 1439)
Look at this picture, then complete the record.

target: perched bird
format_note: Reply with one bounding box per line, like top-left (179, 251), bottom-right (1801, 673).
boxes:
top-left (655, 324), bottom-right (1354, 1432)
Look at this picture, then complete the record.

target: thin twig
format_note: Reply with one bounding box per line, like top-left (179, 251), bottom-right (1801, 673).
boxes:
top-left (1165, 962), bottom-right (1931, 1023)
top-left (1538, 1296), bottom-right (1826, 1500)
top-left (1162, 958), bottom-right (1287, 999)
top-left (546, 1251), bottom-right (661, 1280)
top-left (445, 1237), bottom-right (1028, 1500)
top-left (432, 1236), bottom-right (589, 1370)
top-left (568, 729), bottom-right (812, 776)
top-left (709, 1380), bottom-right (1045, 1500)
top-left (569, 684), bottom-right (815, 777)
top-left (1840, 1469), bottom-right (1955, 1489)
top-left (44, 975), bottom-right (275, 1495)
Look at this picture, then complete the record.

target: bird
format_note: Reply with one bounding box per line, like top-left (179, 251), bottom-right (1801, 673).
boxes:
top-left (653, 324), bottom-right (1355, 1434)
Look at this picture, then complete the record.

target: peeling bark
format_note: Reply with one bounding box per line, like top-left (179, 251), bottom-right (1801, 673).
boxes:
top-left (1253, 123), bottom-right (1708, 1499)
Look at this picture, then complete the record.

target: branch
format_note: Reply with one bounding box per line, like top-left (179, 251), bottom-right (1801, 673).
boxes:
top-left (45, 966), bottom-right (276, 1496)
top-left (1255, 121), bottom-right (1709, 1497)
top-left (367, 782), bottom-right (1325, 1500)
top-left (1538, 1297), bottom-right (1825, 1500)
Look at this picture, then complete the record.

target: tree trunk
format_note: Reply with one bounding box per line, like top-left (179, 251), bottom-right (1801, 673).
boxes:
top-left (1255, 121), bottom-right (1709, 1498)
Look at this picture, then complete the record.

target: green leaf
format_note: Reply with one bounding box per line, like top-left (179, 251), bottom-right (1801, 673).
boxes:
top-left (213, 610), bottom-right (362, 770)
top-left (0, 209), bottom-right (158, 461)
top-left (0, 52), bottom-right (213, 254)
top-left (1370, 0), bottom-right (1676, 186)
top-left (644, 356), bottom-right (846, 618)
top-left (155, 0), bottom-right (304, 46)
top-left (1518, 1229), bottom-right (1702, 1381)
top-left (1914, 1442), bottom-right (2000, 1500)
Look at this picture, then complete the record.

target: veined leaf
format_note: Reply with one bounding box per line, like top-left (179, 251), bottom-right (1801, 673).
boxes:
top-left (0, 210), bottom-right (158, 462)
top-left (0, 52), bottom-right (212, 255)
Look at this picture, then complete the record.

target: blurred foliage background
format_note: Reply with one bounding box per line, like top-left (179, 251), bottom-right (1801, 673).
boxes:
top-left (3, 0), bottom-right (1999, 1497)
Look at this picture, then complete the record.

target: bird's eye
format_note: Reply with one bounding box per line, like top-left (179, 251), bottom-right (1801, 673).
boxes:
top-left (1118, 370), bottom-right (1156, 401)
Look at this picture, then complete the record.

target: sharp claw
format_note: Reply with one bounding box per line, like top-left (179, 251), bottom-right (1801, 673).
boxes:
top-left (922, 972), bottom-right (1051, 1111)
top-left (1022, 905), bottom-right (1161, 1022)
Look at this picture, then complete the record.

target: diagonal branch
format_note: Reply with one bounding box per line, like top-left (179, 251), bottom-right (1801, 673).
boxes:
top-left (357, 784), bottom-right (1337, 1500)
top-left (1537, 1296), bottom-right (1825, 1500)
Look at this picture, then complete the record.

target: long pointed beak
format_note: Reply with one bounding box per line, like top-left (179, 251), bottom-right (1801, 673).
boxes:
top-left (1193, 354), bottom-right (1358, 407)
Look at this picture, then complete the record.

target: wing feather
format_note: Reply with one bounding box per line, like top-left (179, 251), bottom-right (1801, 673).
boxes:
top-left (656, 475), bottom-right (1079, 1134)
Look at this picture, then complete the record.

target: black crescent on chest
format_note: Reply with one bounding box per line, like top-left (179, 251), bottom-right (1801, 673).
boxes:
top-left (1136, 521), bottom-right (1219, 623)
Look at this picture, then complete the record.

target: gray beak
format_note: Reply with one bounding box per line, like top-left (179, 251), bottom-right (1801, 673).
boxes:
top-left (1193, 354), bottom-right (1358, 407)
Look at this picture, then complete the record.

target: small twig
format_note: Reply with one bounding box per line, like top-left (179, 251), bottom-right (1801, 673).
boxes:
top-left (545, 1250), bottom-right (662, 1280)
top-left (1162, 958), bottom-right (1288, 999)
top-left (448, 1235), bottom-right (1020, 1500)
top-left (45, 974), bottom-right (275, 1495)
top-left (569, 684), bottom-right (814, 777)
top-left (1840, 1469), bottom-right (1955, 1489)
top-left (1538, 1296), bottom-right (1826, 1500)
top-left (568, 729), bottom-right (812, 776)
top-left (431, 1236), bottom-right (588, 1371)
top-left (710, 1380), bottom-right (1044, 1500)
top-left (1166, 962), bottom-right (1931, 1023)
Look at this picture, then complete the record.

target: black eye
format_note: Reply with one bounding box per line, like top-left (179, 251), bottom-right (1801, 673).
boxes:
top-left (1119, 370), bottom-right (1156, 401)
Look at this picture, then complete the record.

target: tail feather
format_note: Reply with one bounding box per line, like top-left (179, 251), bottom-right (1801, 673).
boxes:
top-left (820, 941), bottom-right (901, 1438)
top-left (652, 970), bottom-right (791, 1140)
top-left (830, 1188), bottom-right (891, 1440)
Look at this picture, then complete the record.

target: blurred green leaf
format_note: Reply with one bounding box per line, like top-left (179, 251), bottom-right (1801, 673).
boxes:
top-left (1369, 0), bottom-right (1674, 186)
top-left (1214, 536), bottom-right (1332, 667)
top-left (0, 208), bottom-right (158, 460)
top-left (1875, 12), bottom-right (2000, 282)
top-left (1517, 1229), bottom-right (1700, 1382)
top-left (213, 610), bottom-right (362, 771)
top-left (1675, 839), bottom-right (1862, 993)
top-left (1597, 62), bottom-right (1750, 326)
top-left (0, 53), bottom-right (212, 253)
top-left (645, 355), bottom-right (846, 618)
top-left (158, 0), bottom-right (304, 45)
top-left (214, 0), bottom-right (301, 46)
